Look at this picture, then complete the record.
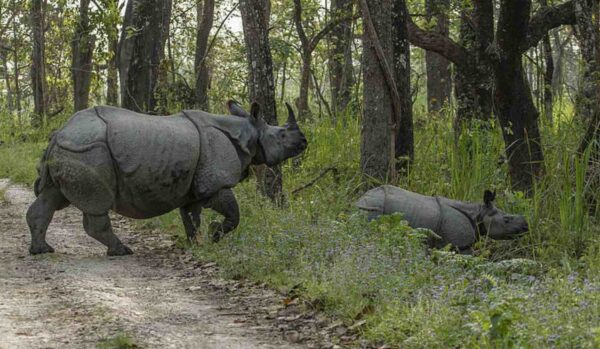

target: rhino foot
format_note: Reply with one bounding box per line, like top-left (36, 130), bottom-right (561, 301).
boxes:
top-left (107, 245), bottom-right (133, 256)
top-left (29, 242), bottom-right (55, 255)
top-left (210, 222), bottom-right (224, 243)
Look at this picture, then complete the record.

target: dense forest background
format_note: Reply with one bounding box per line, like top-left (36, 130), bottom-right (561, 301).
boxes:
top-left (1, 0), bottom-right (600, 347)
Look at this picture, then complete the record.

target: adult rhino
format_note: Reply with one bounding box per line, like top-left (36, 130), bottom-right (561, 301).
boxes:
top-left (356, 185), bottom-right (528, 252)
top-left (28, 101), bottom-right (307, 255)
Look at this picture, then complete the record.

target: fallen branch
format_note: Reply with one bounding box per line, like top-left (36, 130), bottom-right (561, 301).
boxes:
top-left (291, 167), bottom-right (339, 195)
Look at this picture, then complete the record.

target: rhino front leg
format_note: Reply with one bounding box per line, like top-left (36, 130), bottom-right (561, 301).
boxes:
top-left (82, 213), bottom-right (132, 256)
top-left (206, 189), bottom-right (239, 242)
top-left (180, 203), bottom-right (202, 243)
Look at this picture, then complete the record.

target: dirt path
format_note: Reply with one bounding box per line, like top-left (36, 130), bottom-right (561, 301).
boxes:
top-left (0, 180), bottom-right (333, 349)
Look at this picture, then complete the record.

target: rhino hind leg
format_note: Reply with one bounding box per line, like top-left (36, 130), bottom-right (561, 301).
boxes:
top-left (180, 202), bottom-right (202, 243)
top-left (48, 145), bottom-right (116, 215)
top-left (27, 186), bottom-right (70, 254)
top-left (205, 189), bottom-right (239, 242)
top-left (83, 213), bottom-right (132, 256)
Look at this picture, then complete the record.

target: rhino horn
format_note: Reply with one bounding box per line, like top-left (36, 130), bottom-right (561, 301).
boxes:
top-left (285, 102), bottom-right (298, 129)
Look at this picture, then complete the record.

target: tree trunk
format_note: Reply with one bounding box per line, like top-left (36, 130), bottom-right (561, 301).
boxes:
top-left (31, 0), bottom-right (47, 126)
top-left (425, 0), bottom-right (451, 112)
top-left (194, 0), bottom-right (214, 110)
top-left (298, 52), bottom-right (312, 120)
top-left (494, 0), bottom-right (544, 192)
top-left (454, 0), bottom-right (494, 126)
top-left (551, 30), bottom-right (570, 100)
top-left (239, 0), bottom-right (282, 202)
top-left (454, 63), bottom-right (493, 128)
top-left (293, 0), bottom-right (312, 121)
top-left (106, 0), bottom-right (119, 106)
top-left (1, 51), bottom-right (13, 112)
top-left (71, 0), bottom-right (95, 112)
top-left (542, 32), bottom-right (554, 124)
top-left (328, 0), bottom-right (354, 119)
top-left (392, 0), bottom-right (413, 166)
top-left (574, 0), bottom-right (600, 212)
top-left (360, 0), bottom-right (394, 182)
top-left (12, 18), bottom-right (22, 116)
top-left (280, 57), bottom-right (287, 102)
top-left (118, 0), bottom-right (172, 113)
top-left (574, 0), bottom-right (600, 129)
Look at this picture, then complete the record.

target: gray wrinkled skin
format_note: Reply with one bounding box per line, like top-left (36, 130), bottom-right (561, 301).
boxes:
top-left (356, 185), bottom-right (529, 252)
top-left (27, 101), bottom-right (307, 255)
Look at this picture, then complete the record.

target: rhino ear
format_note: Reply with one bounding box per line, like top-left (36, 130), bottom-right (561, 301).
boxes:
top-left (250, 102), bottom-right (260, 119)
top-left (250, 102), bottom-right (267, 130)
top-left (484, 190), bottom-right (496, 206)
top-left (226, 100), bottom-right (250, 118)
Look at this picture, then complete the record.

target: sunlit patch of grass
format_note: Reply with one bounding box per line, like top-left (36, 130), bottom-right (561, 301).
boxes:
top-left (96, 333), bottom-right (139, 349)
top-left (0, 142), bottom-right (45, 186)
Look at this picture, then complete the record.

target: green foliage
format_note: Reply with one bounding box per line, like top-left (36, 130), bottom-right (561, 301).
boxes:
top-left (96, 334), bottom-right (139, 349)
top-left (0, 142), bottom-right (45, 186)
top-left (2, 100), bottom-right (600, 348)
top-left (173, 109), bottom-right (598, 348)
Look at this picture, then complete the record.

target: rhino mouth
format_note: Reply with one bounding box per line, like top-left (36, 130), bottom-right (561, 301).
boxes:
top-left (497, 224), bottom-right (529, 240)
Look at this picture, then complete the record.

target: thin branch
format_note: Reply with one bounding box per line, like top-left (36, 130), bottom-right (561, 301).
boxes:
top-left (291, 167), bottom-right (339, 195)
top-left (523, 0), bottom-right (578, 52)
top-left (308, 13), bottom-right (360, 52)
top-left (293, 0), bottom-right (309, 49)
top-left (294, 0), bottom-right (358, 54)
top-left (0, 10), bottom-right (17, 38)
top-left (406, 16), bottom-right (469, 66)
top-left (196, 2), bottom-right (238, 69)
top-left (310, 67), bottom-right (333, 119)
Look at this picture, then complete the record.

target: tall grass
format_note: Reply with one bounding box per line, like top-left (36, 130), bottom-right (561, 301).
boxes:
top-left (1, 103), bottom-right (600, 347)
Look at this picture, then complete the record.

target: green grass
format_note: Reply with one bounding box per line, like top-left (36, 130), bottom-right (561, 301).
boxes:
top-left (2, 106), bottom-right (600, 348)
top-left (0, 142), bottom-right (45, 186)
top-left (96, 334), bottom-right (139, 349)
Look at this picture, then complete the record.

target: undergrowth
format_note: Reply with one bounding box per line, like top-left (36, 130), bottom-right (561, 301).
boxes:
top-left (1, 105), bottom-right (600, 348)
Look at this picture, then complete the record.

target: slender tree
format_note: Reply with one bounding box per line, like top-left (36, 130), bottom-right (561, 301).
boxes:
top-left (574, 0), bottom-right (600, 129)
top-left (540, 0), bottom-right (555, 124)
top-left (392, 0), bottom-right (413, 164)
top-left (105, 0), bottom-right (120, 106)
top-left (359, 0), bottom-right (412, 182)
top-left (71, 0), bottom-right (95, 112)
top-left (293, 0), bottom-right (355, 121)
top-left (575, 0), bottom-right (600, 210)
top-left (118, 0), bottom-right (172, 113)
top-left (494, 0), bottom-right (544, 191)
top-left (31, 0), bottom-right (47, 125)
top-left (424, 0), bottom-right (451, 112)
top-left (194, 0), bottom-right (214, 110)
top-left (328, 0), bottom-right (354, 120)
top-left (239, 0), bottom-right (282, 201)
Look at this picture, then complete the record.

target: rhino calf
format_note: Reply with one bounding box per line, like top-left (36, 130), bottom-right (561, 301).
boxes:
top-left (27, 101), bottom-right (307, 255)
top-left (356, 185), bottom-right (528, 252)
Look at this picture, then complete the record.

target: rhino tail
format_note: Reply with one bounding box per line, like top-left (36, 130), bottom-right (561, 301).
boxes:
top-left (34, 134), bottom-right (57, 197)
